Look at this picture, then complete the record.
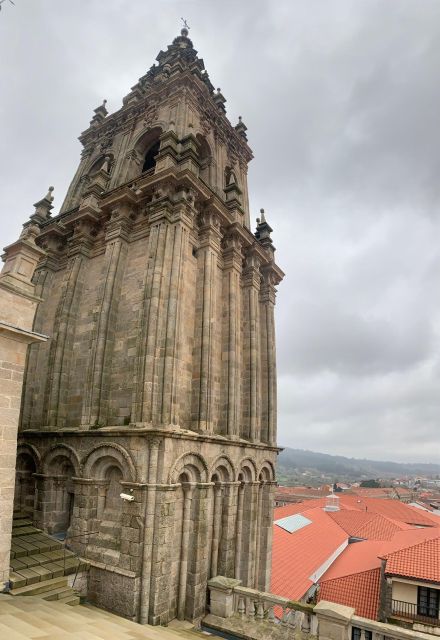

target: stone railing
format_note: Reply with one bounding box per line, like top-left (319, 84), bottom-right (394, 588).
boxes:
top-left (205, 576), bottom-right (316, 639)
top-left (204, 578), bottom-right (437, 640)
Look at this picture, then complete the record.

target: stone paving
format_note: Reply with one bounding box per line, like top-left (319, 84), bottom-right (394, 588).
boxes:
top-left (0, 593), bottom-right (218, 639)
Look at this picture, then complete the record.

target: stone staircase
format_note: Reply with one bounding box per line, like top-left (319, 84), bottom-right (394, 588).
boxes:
top-left (0, 594), bottom-right (221, 639)
top-left (9, 514), bottom-right (86, 605)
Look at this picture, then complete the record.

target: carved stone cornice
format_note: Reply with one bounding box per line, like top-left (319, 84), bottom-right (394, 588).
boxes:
top-left (242, 247), bottom-right (262, 290)
top-left (222, 227), bottom-right (244, 272)
top-left (259, 267), bottom-right (281, 305)
top-left (197, 209), bottom-right (222, 251)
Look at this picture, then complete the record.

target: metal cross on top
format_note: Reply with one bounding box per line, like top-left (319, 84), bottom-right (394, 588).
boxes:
top-left (181, 17), bottom-right (190, 31)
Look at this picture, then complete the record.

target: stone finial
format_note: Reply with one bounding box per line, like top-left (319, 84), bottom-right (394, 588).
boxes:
top-left (31, 186), bottom-right (54, 224)
top-left (90, 99), bottom-right (108, 126)
top-left (235, 115), bottom-right (248, 141)
top-left (213, 87), bottom-right (227, 113)
top-left (255, 208), bottom-right (273, 248)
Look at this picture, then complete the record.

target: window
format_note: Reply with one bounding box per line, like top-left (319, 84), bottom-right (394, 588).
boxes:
top-left (142, 140), bottom-right (160, 173)
top-left (418, 587), bottom-right (439, 619)
top-left (352, 628), bottom-right (372, 640)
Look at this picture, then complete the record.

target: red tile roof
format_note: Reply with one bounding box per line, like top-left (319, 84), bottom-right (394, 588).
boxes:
top-left (354, 514), bottom-right (404, 541)
top-left (319, 568), bottom-right (381, 620)
top-left (271, 495), bottom-right (440, 618)
top-left (327, 511), bottom-right (404, 540)
top-left (320, 541), bottom-right (384, 581)
top-left (277, 495), bottom-right (439, 527)
top-left (383, 536), bottom-right (440, 583)
top-left (271, 505), bottom-right (348, 601)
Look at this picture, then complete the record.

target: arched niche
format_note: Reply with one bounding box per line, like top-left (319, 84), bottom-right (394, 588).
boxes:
top-left (209, 455), bottom-right (235, 483)
top-left (196, 134), bottom-right (212, 185)
top-left (14, 450), bottom-right (38, 517)
top-left (236, 457), bottom-right (257, 482)
top-left (169, 452), bottom-right (208, 484)
top-left (87, 153), bottom-right (113, 176)
top-left (258, 461), bottom-right (275, 483)
top-left (83, 443), bottom-right (136, 482)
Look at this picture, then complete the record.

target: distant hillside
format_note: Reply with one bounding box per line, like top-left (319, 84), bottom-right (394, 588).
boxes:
top-left (277, 447), bottom-right (440, 479)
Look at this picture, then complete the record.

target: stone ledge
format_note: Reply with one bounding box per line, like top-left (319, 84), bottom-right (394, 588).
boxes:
top-left (85, 558), bottom-right (137, 578)
top-left (0, 321), bottom-right (48, 344)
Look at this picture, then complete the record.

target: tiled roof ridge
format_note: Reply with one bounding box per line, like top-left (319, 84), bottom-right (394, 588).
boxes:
top-left (320, 566), bottom-right (382, 585)
top-left (351, 513), bottom-right (383, 537)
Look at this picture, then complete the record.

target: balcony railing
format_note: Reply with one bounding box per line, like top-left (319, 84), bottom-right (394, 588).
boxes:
top-left (392, 599), bottom-right (440, 626)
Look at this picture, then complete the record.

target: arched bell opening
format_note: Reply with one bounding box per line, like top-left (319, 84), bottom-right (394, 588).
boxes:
top-left (14, 453), bottom-right (37, 518)
top-left (142, 139), bottom-right (161, 173)
top-left (131, 127), bottom-right (163, 178)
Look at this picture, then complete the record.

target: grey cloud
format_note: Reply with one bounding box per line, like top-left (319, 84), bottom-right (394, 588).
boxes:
top-left (1, 0), bottom-right (440, 463)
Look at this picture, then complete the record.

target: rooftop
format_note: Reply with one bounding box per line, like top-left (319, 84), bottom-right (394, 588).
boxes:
top-left (271, 496), bottom-right (440, 616)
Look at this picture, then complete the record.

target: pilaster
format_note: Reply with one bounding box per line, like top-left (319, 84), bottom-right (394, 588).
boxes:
top-left (242, 249), bottom-right (262, 442)
top-left (221, 228), bottom-right (243, 438)
top-left (192, 209), bottom-right (222, 433)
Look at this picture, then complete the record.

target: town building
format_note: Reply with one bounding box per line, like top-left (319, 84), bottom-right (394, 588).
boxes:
top-left (5, 27), bottom-right (284, 625)
top-left (269, 494), bottom-right (440, 634)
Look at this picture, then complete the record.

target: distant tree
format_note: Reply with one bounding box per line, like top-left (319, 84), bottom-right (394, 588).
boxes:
top-left (360, 479), bottom-right (381, 488)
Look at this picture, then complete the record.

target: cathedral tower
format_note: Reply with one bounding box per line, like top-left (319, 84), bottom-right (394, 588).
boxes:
top-left (15, 28), bottom-right (284, 624)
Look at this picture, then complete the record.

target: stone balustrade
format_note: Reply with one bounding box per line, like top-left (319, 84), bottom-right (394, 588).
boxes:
top-left (204, 577), bottom-right (436, 640)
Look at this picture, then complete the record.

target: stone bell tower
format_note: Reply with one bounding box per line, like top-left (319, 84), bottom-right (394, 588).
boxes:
top-left (16, 27), bottom-right (284, 624)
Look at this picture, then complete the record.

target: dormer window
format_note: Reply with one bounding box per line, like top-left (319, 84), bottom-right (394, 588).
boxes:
top-left (142, 140), bottom-right (160, 173)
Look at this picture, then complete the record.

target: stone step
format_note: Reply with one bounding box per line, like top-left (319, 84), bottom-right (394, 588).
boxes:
top-left (10, 575), bottom-right (68, 596)
top-left (11, 518), bottom-right (33, 528)
top-left (57, 594), bottom-right (81, 606)
top-left (11, 525), bottom-right (40, 537)
top-left (41, 586), bottom-right (76, 601)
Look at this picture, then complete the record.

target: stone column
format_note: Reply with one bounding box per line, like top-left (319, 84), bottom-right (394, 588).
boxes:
top-left (253, 481), bottom-right (263, 589)
top-left (246, 482), bottom-right (259, 587)
top-left (192, 210), bottom-right (221, 433)
top-left (217, 481), bottom-right (238, 578)
top-left (210, 483), bottom-right (223, 578)
top-left (242, 250), bottom-right (261, 441)
top-left (29, 474), bottom-right (46, 529)
top-left (260, 269), bottom-right (277, 445)
top-left (258, 481), bottom-right (276, 591)
top-left (68, 478), bottom-right (99, 556)
top-left (139, 438), bottom-right (160, 624)
top-left (221, 229), bottom-right (243, 438)
top-left (234, 482), bottom-right (245, 581)
top-left (178, 483), bottom-right (194, 620)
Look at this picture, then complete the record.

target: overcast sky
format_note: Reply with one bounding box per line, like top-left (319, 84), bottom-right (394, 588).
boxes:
top-left (1, 1), bottom-right (440, 463)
